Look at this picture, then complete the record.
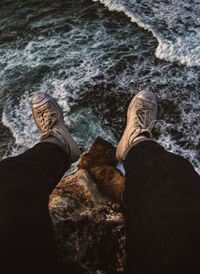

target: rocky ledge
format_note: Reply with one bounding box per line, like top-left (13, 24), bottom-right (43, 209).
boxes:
top-left (49, 137), bottom-right (126, 273)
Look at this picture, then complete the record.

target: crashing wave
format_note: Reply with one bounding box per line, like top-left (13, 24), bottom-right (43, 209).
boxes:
top-left (93, 0), bottom-right (200, 67)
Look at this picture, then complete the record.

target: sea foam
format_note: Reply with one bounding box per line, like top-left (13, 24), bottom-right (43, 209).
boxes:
top-left (93, 0), bottom-right (200, 67)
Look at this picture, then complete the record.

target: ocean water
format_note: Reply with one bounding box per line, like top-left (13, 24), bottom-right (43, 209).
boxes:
top-left (0, 0), bottom-right (199, 173)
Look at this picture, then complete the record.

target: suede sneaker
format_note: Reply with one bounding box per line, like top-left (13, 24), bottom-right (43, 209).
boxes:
top-left (116, 90), bottom-right (157, 162)
top-left (31, 93), bottom-right (80, 163)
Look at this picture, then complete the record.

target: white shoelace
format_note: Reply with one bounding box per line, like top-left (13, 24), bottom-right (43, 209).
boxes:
top-left (37, 108), bottom-right (58, 132)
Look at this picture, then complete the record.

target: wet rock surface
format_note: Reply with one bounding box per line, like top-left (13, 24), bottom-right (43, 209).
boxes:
top-left (49, 137), bottom-right (126, 273)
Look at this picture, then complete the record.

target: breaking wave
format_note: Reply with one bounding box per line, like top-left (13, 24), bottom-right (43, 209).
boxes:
top-left (93, 0), bottom-right (200, 67)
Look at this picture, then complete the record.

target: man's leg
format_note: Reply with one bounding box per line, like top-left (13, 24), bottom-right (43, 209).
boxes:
top-left (0, 93), bottom-right (80, 272)
top-left (124, 140), bottom-right (200, 274)
top-left (116, 90), bottom-right (200, 273)
top-left (0, 142), bottom-right (68, 271)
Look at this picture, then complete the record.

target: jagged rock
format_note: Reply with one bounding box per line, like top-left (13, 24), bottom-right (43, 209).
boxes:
top-left (49, 138), bottom-right (126, 273)
top-left (78, 137), bottom-right (125, 202)
top-left (78, 137), bottom-right (117, 168)
top-left (49, 169), bottom-right (106, 221)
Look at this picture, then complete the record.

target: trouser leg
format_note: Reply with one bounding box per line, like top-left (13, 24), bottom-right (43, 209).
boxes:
top-left (123, 141), bottom-right (200, 274)
top-left (0, 142), bottom-right (69, 272)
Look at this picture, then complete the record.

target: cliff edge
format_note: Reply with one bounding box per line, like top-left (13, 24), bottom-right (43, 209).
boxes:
top-left (49, 137), bottom-right (126, 273)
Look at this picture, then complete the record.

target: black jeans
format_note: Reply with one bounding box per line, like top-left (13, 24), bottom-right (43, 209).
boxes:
top-left (0, 142), bottom-right (69, 272)
top-left (1, 141), bottom-right (200, 273)
top-left (124, 141), bottom-right (200, 274)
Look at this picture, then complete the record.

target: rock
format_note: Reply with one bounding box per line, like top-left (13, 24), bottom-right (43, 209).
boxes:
top-left (49, 138), bottom-right (126, 273)
top-left (78, 137), bottom-right (125, 202)
top-left (79, 137), bottom-right (117, 168)
top-left (50, 170), bottom-right (104, 207)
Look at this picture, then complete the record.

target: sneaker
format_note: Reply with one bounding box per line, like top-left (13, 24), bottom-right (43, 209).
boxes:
top-left (31, 93), bottom-right (80, 163)
top-left (116, 90), bottom-right (157, 162)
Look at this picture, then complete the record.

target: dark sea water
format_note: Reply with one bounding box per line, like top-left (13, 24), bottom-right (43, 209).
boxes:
top-left (0, 0), bottom-right (200, 173)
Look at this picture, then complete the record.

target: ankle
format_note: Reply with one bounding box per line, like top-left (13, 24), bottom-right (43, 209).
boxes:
top-left (40, 135), bottom-right (68, 155)
top-left (123, 135), bottom-right (152, 162)
top-left (132, 135), bottom-right (150, 145)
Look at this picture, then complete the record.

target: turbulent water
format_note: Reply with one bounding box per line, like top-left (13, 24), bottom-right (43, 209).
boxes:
top-left (0, 0), bottom-right (199, 173)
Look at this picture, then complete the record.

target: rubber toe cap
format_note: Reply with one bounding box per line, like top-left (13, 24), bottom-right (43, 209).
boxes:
top-left (138, 90), bottom-right (157, 105)
top-left (32, 93), bottom-right (50, 108)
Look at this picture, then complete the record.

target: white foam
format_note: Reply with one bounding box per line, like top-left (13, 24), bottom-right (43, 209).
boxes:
top-left (93, 0), bottom-right (200, 66)
top-left (156, 118), bottom-right (200, 174)
top-left (2, 93), bottom-right (39, 153)
top-left (155, 34), bottom-right (200, 67)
